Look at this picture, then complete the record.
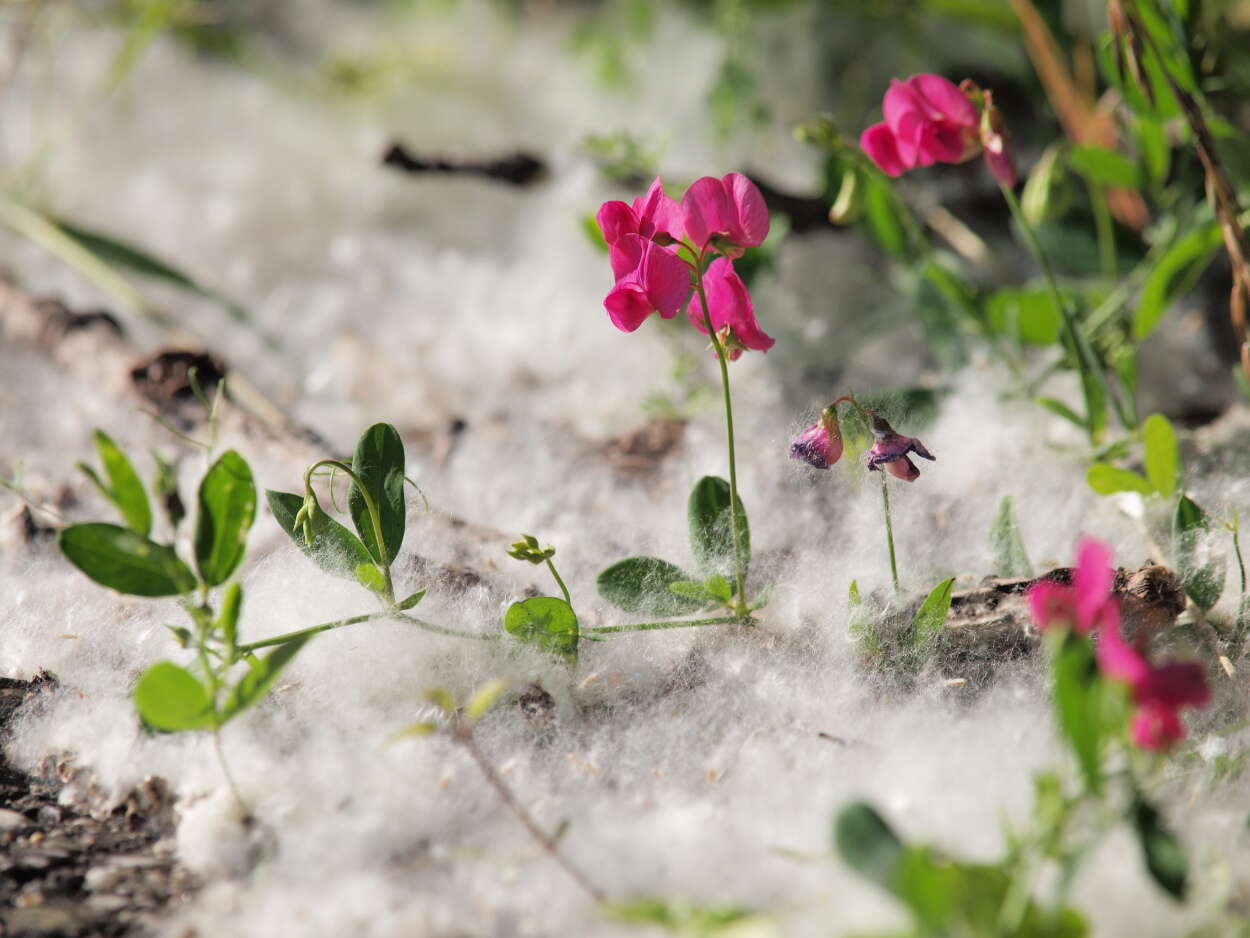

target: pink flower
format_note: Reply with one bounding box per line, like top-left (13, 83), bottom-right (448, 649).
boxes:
top-left (859, 74), bottom-right (1017, 186)
top-left (603, 234), bottom-right (691, 333)
top-left (1097, 608), bottom-right (1210, 751)
top-left (863, 413), bottom-right (935, 482)
top-left (1027, 538), bottom-right (1116, 635)
top-left (679, 173), bottom-right (770, 257)
top-left (596, 177), bottom-right (681, 246)
top-left (790, 406), bottom-right (844, 469)
top-left (686, 258), bottom-right (774, 360)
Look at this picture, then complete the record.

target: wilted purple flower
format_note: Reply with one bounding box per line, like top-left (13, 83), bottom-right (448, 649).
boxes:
top-left (790, 405), bottom-right (844, 469)
top-left (864, 413), bottom-right (935, 482)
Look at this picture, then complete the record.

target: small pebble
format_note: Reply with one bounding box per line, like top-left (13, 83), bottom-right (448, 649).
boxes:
top-left (0, 807), bottom-right (29, 830)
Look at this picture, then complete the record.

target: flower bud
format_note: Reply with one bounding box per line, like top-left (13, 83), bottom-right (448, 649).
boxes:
top-left (789, 404), bottom-right (844, 469)
top-left (828, 167), bottom-right (865, 225)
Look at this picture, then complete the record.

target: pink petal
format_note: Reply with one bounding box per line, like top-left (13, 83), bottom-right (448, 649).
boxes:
top-left (640, 242), bottom-right (691, 318)
top-left (983, 140), bottom-right (1018, 187)
top-left (608, 234), bottom-right (645, 281)
top-left (884, 457), bottom-right (920, 482)
top-left (918, 122), bottom-right (976, 164)
top-left (790, 422), bottom-right (840, 469)
top-left (1074, 538), bottom-right (1114, 632)
top-left (1131, 701), bottom-right (1185, 750)
top-left (687, 259), bottom-right (773, 354)
top-left (723, 173), bottom-right (770, 247)
top-left (1095, 606), bottom-right (1151, 687)
top-left (680, 176), bottom-right (733, 248)
top-left (603, 283), bottom-right (653, 333)
top-left (908, 73), bottom-right (978, 129)
top-left (597, 201), bottom-right (639, 246)
top-left (1027, 581), bottom-right (1077, 631)
top-left (860, 124), bottom-right (908, 176)
top-left (632, 177), bottom-right (680, 240)
top-left (1140, 661), bottom-right (1210, 709)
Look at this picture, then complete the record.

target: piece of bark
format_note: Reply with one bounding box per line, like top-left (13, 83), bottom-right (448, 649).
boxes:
top-left (381, 143), bottom-right (547, 186)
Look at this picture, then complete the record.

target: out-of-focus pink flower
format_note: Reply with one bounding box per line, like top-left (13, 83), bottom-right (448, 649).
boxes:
top-left (596, 177), bottom-right (681, 247)
top-left (1026, 539), bottom-right (1117, 635)
top-left (790, 405), bottom-right (844, 469)
top-left (859, 74), bottom-right (1017, 186)
top-left (603, 234), bottom-right (691, 333)
top-left (863, 413), bottom-right (935, 482)
top-left (1097, 608), bottom-right (1210, 751)
top-left (686, 258), bottom-right (774, 360)
top-left (679, 173), bottom-right (770, 256)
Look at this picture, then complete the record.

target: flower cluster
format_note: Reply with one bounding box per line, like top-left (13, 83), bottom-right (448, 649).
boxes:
top-left (860, 74), bottom-right (1017, 187)
top-left (789, 398), bottom-right (935, 483)
top-left (1028, 539), bottom-right (1210, 751)
top-left (596, 174), bottom-right (775, 358)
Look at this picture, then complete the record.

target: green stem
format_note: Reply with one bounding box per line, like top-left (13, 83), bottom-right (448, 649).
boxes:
top-left (1000, 184), bottom-right (1112, 441)
top-left (213, 729), bottom-right (251, 822)
top-left (585, 615), bottom-right (753, 635)
top-left (1087, 179), bottom-right (1117, 281)
top-left (306, 459), bottom-right (394, 604)
top-left (545, 558), bottom-right (571, 606)
top-left (880, 473), bottom-right (899, 593)
top-left (235, 609), bottom-right (497, 654)
top-left (693, 258), bottom-right (748, 614)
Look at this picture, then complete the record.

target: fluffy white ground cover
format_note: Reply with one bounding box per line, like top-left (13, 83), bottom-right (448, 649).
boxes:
top-left (1, 3), bottom-right (1249, 935)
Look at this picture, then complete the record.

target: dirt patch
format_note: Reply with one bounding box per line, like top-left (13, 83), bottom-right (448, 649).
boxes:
top-left (0, 676), bottom-right (197, 937)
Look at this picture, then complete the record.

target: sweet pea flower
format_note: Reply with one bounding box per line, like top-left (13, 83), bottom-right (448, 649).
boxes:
top-left (603, 234), bottom-right (691, 333)
top-left (864, 413), bottom-right (935, 482)
top-left (790, 404), bottom-right (844, 469)
top-left (1096, 606), bottom-right (1210, 751)
top-left (860, 74), bottom-right (1017, 186)
top-left (686, 257), bottom-right (774, 360)
top-left (596, 177), bottom-right (681, 246)
top-left (679, 173), bottom-right (770, 257)
top-left (1027, 538), bottom-right (1116, 635)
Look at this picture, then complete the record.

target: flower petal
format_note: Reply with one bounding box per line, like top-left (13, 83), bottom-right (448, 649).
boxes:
top-left (723, 172), bottom-right (769, 247)
top-left (680, 176), bottom-right (733, 248)
top-left (1094, 605), bottom-right (1151, 684)
top-left (860, 123), bottom-right (907, 177)
top-left (641, 242), bottom-right (691, 318)
top-left (1131, 701), bottom-right (1185, 751)
top-left (603, 283), bottom-right (653, 332)
top-left (884, 456), bottom-right (920, 481)
top-left (609, 234), bottom-right (645, 281)
top-left (790, 422), bottom-right (840, 469)
top-left (1027, 580), bottom-right (1077, 631)
top-left (1140, 661), bottom-right (1210, 709)
top-left (632, 177), bottom-right (680, 240)
top-left (687, 258), bottom-right (773, 354)
top-left (908, 73), bottom-right (977, 129)
top-left (1074, 538), bottom-right (1114, 632)
top-left (597, 201), bottom-right (639, 247)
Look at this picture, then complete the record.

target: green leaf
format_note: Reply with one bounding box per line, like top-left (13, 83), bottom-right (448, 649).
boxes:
top-left (1173, 494), bottom-right (1225, 610)
top-left (193, 450), bottom-right (256, 586)
top-left (910, 578), bottom-right (954, 648)
top-left (134, 662), bottom-right (215, 732)
top-left (348, 423), bottom-right (406, 564)
top-left (668, 580), bottom-right (716, 602)
top-left (88, 430), bottom-right (152, 536)
top-left (503, 597), bottom-right (579, 658)
top-left (1135, 116), bottom-right (1171, 187)
top-left (397, 589), bottom-right (427, 610)
top-left (267, 490), bottom-right (375, 581)
top-left (354, 562), bottom-right (387, 593)
top-left (597, 557), bottom-right (705, 616)
top-left (833, 802), bottom-right (905, 890)
top-left (1035, 396), bottom-right (1085, 429)
top-left (1066, 145), bottom-right (1141, 188)
top-left (704, 575), bottom-right (733, 604)
top-left (604, 899), bottom-right (764, 935)
top-left (986, 288), bottom-right (1063, 345)
top-left (1052, 632), bottom-right (1104, 794)
top-left (464, 679), bottom-right (507, 722)
top-left (1133, 222), bottom-right (1223, 340)
top-left (688, 476), bottom-right (750, 580)
top-left (1132, 796), bottom-right (1187, 900)
top-left (861, 174), bottom-right (910, 259)
top-left (1086, 464), bottom-right (1154, 496)
top-left (59, 523), bottom-right (196, 596)
top-left (988, 496), bottom-right (1033, 577)
top-left (1142, 414), bottom-right (1180, 497)
top-left (216, 582), bottom-right (242, 661)
top-left (221, 634), bottom-right (310, 722)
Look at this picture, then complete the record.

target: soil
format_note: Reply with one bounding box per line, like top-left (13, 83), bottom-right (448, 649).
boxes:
top-left (0, 676), bottom-right (196, 938)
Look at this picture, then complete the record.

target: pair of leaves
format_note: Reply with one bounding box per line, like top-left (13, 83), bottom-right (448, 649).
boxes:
top-left (1173, 494), bottom-right (1225, 611)
top-left (1086, 414), bottom-right (1180, 498)
top-left (596, 476), bottom-right (749, 616)
top-left (834, 802), bottom-right (1088, 937)
top-left (134, 634), bottom-right (309, 732)
top-left (79, 431), bottom-right (152, 537)
top-left (268, 423), bottom-right (406, 590)
top-left (503, 597), bottom-right (579, 659)
top-left (61, 448), bottom-right (256, 596)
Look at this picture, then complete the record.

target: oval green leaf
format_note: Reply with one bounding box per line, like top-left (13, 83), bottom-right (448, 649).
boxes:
top-left (1173, 494), bottom-right (1225, 610)
top-left (1086, 464), bottom-right (1153, 496)
top-left (59, 523), bottom-right (196, 596)
top-left (221, 634), bottom-right (310, 723)
top-left (134, 662), bottom-right (215, 732)
top-left (91, 430), bottom-right (152, 537)
top-left (833, 802), bottom-right (904, 890)
top-left (1142, 414), bottom-right (1180, 497)
top-left (1066, 145), bottom-right (1141, 188)
top-left (194, 450), bottom-right (256, 586)
top-left (267, 490), bottom-right (375, 581)
top-left (503, 596), bottom-right (579, 658)
top-left (349, 423), bottom-right (406, 565)
top-left (911, 577), bottom-right (955, 648)
top-left (1132, 796), bottom-right (1188, 900)
top-left (688, 476), bottom-right (749, 579)
top-left (597, 557), bottom-right (704, 616)
top-left (1133, 222), bottom-right (1223, 341)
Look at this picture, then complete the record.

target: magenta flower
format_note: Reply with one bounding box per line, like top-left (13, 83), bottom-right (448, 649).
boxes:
top-left (863, 413), bottom-right (935, 482)
top-left (603, 235), bottom-right (691, 333)
top-left (1027, 539), bottom-right (1116, 636)
top-left (679, 173), bottom-right (770, 257)
top-left (790, 405), bottom-right (844, 469)
top-left (860, 74), bottom-right (1017, 186)
top-left (1096, 609), bottom-right (1210, 751)
top-left (686, 258), bottom-right (774, 360)
top-left (596, 177), bottom-right (681, 246)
